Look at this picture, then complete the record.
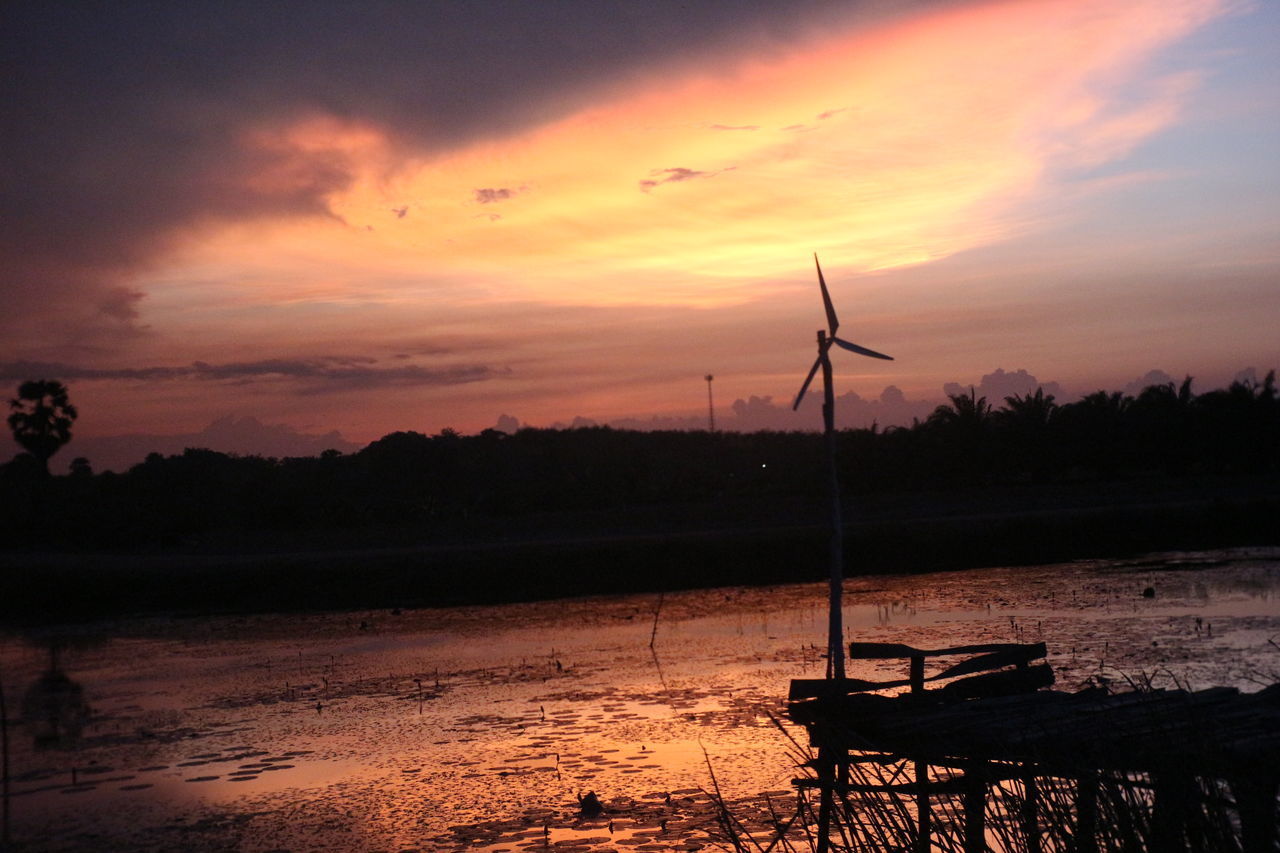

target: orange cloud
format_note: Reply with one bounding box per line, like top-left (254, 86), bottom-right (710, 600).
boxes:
top-left (157, 0), bottom-right (1221, 323)
top-left (141, 3), bottom-right (1220, 398)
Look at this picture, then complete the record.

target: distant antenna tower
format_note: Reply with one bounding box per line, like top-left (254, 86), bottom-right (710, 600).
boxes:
top-left (792, 254), bottom-right (893, 682)
top-left (705, 374), bottom-right (716, 432)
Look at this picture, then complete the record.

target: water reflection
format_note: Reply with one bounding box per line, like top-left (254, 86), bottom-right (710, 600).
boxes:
top-left (20, 646), bottom-right (90, 750)
top-left (0, 548), bottom-right (1275, 851)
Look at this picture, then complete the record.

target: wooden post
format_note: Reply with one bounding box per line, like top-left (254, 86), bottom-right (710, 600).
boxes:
top-left (1021, 764), bottom-right (1040, 853)
top-left (1075, 772), bottom-right (1098, 853)
top-left (1, 673), bottom-right (8, 850)
top-left (816, 747), bottom-right (835, 853)
top-left (963, 762), bottom-right (987, 853)
top-left (1231, 775), bottom-right (1278, 853)
top-left (1152, 773), bottom-right (1191, 852)
top-left (909, 656), bottom-right (924, 695)
top-left (906, 656), bottom-right (928, 852)
top-left (914, 758), bottom-right (931, 853)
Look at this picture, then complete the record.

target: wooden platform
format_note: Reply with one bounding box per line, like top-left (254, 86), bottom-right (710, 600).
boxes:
top-left (790, 682), bottom-right (1280, 779)
top-left (787, 641), bottom-right (1280, 852)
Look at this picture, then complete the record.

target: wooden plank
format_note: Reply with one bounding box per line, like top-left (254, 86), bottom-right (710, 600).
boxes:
top-left (792, 643), bottom-right (1049, 701)
top-left (789, 677), bottom-right (906, 700)
top-left (792, 776), bottom-right (973, 796)
top-left (936, 643), bottom-right (1046, 679)
top-left (936, 663), bottom-right (1055, 700)
top-left (849, 641), bottom-right (1042, 660)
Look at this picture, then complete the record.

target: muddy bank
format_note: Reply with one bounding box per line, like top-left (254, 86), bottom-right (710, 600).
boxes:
top-left (3, 482), bottom-right (1277, 622)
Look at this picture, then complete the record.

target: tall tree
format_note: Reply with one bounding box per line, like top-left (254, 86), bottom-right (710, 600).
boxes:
top-left (7, 380), bottom-right (78, 475)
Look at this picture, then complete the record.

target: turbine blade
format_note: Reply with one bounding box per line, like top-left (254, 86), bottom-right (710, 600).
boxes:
top-left (815, 253), bottom-right (839, 336)
top-left (793, 356), bottom-right (822, 410)
top-left (832, 337), bottom-right (894, 360)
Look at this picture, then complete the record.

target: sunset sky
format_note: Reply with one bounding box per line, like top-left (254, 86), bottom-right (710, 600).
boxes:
top-left (3, 0), bottom-right (1277, 464)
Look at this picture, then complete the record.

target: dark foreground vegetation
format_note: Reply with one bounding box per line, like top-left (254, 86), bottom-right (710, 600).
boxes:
top-left (2, 373), bottom-right (1277, 620)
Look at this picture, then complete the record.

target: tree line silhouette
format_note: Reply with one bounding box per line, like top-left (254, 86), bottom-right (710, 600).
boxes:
top-left (2, 371), bottom-right (1276, 552)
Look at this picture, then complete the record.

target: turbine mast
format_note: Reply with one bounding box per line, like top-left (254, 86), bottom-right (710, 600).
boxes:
top-left (818, 331), bottom-right (844, 681)
top-left (792, 255), bottom-right (894, 683)
top-left (705, 374), bottom-right (716, 433)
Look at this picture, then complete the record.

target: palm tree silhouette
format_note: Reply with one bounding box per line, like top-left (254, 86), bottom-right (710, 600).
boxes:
top-left (999, 386), bottom-right (1057, 429)
top-left (1075, 390), bottom-right (1132, 419)
top-left (927, 386), bottom-right (992, 431)
top-left (922, 387), bottom-right (995, 483)
top-left (997, 387), bottom-right (1058, 481)
top-left (7, 380), bottom-right (78, 475)
top-left (1136, 375), bottom-right (1195, 411)
top-left (1058, 390), bottom-right (1133, 475)
top-left (1130, 376), bottom-right (1196, 473)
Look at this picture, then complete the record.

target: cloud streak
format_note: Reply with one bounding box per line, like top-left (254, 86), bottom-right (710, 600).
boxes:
top-left (474, 187), bottom-right (523, 204)
top-left (0, 358), bottom-right (497, 393)
top-left (638, 166), bottom-right (719, 192)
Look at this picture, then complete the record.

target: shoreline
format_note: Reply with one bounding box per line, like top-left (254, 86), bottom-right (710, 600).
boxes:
top-left (3, 483), bottom-right (1277, 624)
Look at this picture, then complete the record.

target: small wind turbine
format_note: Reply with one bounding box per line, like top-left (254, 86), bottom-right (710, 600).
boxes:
top-left (705, 374), bottom-right (716, 432)
top-left (793, 254), bottom-right (893, 682)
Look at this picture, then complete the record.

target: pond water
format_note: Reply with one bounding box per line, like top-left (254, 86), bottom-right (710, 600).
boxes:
top-left (2, 547), bottom-right (1277, 851)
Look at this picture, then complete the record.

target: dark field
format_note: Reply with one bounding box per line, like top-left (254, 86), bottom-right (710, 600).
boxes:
top-left (2, 473), bottom-right (1276, 622)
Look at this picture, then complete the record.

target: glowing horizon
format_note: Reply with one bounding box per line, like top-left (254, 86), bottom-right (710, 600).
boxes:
top-left (2, 0), bottom-right (1276, 448)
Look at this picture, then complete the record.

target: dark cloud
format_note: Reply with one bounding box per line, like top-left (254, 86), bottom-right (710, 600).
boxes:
top-left (816, 107), bottom-right (847, 120)
top-left (97, 288), bottom-right (147, 322)
top-left (596, 369), bottom-right (1075, 433)
top-left (599, 386), bottom-right (937, 432)
top-left (0, 357), bottom-right (497, 393)
top-left (639, 167), bottom-right (707, 191)
top-left (638, 165), bottom-right (739, 192)
top-left (943, 368), bottom-right (1065, 403)
top-left (709, 123), bottom-right (760, 131)
top-left (4, 1), bottom-right (938, 351)
top-left (493, 414), bottom-right (522, 434)
top-left (1122, 369), bottom-right (1176, 395)
top-left (1234, 367), bottom-right (1267, 386)
top-left (474, 187), bottom-right (520, 204)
